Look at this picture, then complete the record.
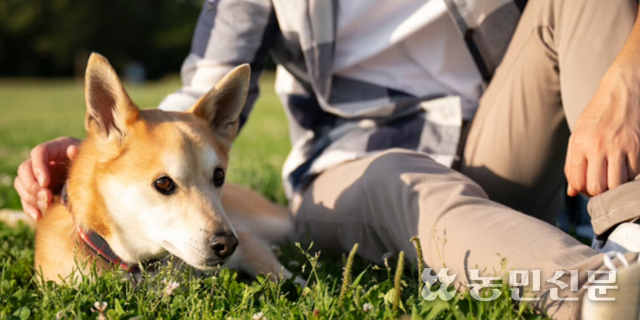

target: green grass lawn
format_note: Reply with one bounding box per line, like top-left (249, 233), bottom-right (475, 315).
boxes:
top-left (0, 74), bottom-right (548, 319)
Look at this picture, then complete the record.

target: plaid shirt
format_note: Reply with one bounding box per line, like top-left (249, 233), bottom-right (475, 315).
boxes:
top-left (158, 0), bottom-right (526, 198)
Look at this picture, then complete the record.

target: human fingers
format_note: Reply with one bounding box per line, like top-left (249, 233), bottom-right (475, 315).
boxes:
top-left (30, 137), bottom-right (78, 188)
top-left (586, 157), bottom-right (607, 197)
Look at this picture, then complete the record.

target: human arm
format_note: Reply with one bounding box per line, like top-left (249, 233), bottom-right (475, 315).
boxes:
top-left (158, 0), bottom-right (278, 130)
top-left (565, 3), bottom-right (640, 197)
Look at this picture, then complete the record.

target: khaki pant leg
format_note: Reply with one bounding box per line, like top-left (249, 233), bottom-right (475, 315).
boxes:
top-left (462, 0), bottom-right (637, 222)
top-left (293, 149), bottom-right (638, 319)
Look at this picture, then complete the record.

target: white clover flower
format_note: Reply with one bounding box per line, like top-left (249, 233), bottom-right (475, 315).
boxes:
top-left (90, 302), bottom-right (108, 320)
top-left (252, 312), bottom-right (266, 320)
top-left (363, 303), bottom-right (373, 312)
top-left (91, 302), bottom-right (107, 312)
top-left (163, 279), bottom-right (180, 296)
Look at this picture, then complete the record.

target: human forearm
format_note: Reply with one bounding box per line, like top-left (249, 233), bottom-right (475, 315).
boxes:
top-left (158, 0), bottom-right (277, 124)
top-left (565, 4), bottom-right (640, 197)
top-left (613, 3), bottom-right (640, 66)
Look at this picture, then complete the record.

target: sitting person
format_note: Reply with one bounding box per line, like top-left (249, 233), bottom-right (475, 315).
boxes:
top-left (15, 0), bottom-right (640, 318)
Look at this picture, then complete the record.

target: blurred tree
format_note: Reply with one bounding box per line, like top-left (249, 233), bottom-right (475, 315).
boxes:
top-left (0, 0), bottom-right (202, 79)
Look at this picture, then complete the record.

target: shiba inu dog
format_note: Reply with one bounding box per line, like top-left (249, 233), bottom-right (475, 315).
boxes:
top-left (32, 53), bottom-right (299, 284)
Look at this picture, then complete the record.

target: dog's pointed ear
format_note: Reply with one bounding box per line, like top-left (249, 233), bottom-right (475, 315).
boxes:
top-left (84, 53), bottom-right (139, 142)
top-left (189, 64), bottom-right (250, 146)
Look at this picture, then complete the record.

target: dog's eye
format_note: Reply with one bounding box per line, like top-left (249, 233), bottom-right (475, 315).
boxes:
top-left (212, 168), bottom-right (225, 188)
top-left (154, 177), bottom-right (176, 195)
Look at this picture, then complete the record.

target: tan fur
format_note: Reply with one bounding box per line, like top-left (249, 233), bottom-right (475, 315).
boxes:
top-left (34, 198), bottom-right (110, 282)
top-left (221, 184), bottom-right (289, 220)
top-left (26, 53), bottom-right (299, 285)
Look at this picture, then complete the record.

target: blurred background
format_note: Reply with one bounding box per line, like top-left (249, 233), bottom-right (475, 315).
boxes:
top-left (1, 0), bottom-right (201, 79)
top-left (0, 0), bottom-right (290, 211)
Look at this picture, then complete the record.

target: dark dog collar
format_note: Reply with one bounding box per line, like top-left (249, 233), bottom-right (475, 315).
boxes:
top-left (61, 183), bottom-right (139, 273)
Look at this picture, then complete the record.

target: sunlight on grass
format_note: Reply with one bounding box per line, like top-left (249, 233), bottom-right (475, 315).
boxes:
top-left (0, 75), bottom-right (547, 319)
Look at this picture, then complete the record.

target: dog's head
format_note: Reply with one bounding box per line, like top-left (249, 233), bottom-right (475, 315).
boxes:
top-left (68, 53), bottom-right (249, 269)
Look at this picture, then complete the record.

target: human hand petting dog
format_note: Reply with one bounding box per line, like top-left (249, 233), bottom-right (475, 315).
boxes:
top-left (14, 137), bottom-right (80, 220)
top-left (566, 36), bottom-right (640, 197)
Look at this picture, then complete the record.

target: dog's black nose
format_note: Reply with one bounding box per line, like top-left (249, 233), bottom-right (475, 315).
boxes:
top-left (208, 234), bottom-right (238, 259)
